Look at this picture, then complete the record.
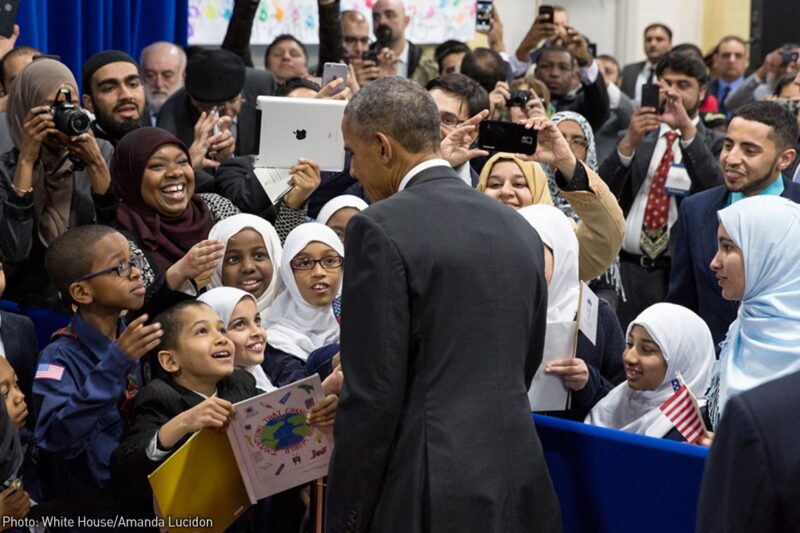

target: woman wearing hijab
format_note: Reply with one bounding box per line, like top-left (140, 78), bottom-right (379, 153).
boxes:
top-left (0, 58), bottom-right (114, 309)
top-left (110, 127), bottom-right (240, 285)
top-left (208, 213), bottom-right (283, 319)
top-left (476, 119), bottom-right (625, 282)
top-left (263, 223), bottom-right (343, 386)
top-left (315, 194), bottom-right (369, 243)
top-left (586, 303), bottom-right (715, 442)
top-left (518, 205), bottom-right (625, 420)
top-left (706, 196), bottom-right (800, 429)
top-left (550, 111), bottom-right (626, 308)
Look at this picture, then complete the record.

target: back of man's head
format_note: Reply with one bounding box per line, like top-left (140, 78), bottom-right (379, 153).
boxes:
top-left (345, 76), bottom-right (440, 154)
top-left (45, 225), bottom-right (120, 306)
top-left (459, 47), bottom-right (507, 94)
top-left (732, 101), bottom-right (800, 152)
top-left (426, 73), bottom-right (489, 118)
top-left (655, 50), bottom-right (709, 86)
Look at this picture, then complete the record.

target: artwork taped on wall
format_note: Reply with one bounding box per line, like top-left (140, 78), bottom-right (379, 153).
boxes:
top-left (188, 0), bottom-right (477, 46)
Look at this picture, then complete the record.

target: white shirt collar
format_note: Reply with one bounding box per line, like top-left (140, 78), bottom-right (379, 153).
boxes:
top-left (658, 116), bottom-right (701, 137)
top-left (396, 41), bottom-right (410, 65)
top-left (397, 158), bottom-right (451, 191)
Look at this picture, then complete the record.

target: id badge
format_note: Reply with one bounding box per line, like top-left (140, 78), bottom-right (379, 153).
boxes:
top-left (664, 164), bottom-right (691, 196)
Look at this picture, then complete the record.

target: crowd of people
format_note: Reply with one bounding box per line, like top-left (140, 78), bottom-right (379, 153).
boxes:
top-left (0, 0), bottom-right (798, 531)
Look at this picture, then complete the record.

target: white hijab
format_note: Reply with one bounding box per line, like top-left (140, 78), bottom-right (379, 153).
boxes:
top-left (207, 214), bottom-right (283, 318)
top-left (316, 194), bottom-right (369, 225)
top-left (586, 303), bottom-right (715, 437)
top-left (710, 196), bottom-right (800, 425)
top-left (262, 223), bottom-right (344, 360)
top-left (518, 205), bottom-right (580, 323)
top-left (198, 287), bottom-right (276, 393)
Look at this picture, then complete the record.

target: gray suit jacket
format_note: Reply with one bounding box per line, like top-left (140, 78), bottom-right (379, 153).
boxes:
top-left (325, 165), bottom-right (561, 533)
top-left (621, 60), bottom-right (646, 100)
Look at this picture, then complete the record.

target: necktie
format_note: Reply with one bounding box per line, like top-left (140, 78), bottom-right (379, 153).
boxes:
top-left (640, 131), bottom-right (678, 259)
top-left (719, 85), bottom-right (731, 116)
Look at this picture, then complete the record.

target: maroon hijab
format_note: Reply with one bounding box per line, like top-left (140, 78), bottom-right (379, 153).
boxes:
top-left (111, 127), bottom-right (213, 272)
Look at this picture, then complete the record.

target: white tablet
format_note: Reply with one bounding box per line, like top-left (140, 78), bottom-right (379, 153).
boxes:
top-left (254, 96), bottom-right (347, 172)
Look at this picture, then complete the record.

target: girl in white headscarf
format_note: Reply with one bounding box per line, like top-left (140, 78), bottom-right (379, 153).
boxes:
top-left (207, 214), bottom-right (283, 320)
top-left (198, 287), bottom-right (276, 393)
top-left (316, 194), bottom-right (369, 243)
top-left (706, 196), bottom-right (800, 428)
top-left (586, 303), bottom-right (715, 440)
top-left (263, 223), bottom-right (344, 386)
top-left (518, 205), bottom-right (625, 419)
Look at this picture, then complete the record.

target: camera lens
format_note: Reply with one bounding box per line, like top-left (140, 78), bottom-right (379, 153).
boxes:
top-left (53, 106), bottom-right (91, 135)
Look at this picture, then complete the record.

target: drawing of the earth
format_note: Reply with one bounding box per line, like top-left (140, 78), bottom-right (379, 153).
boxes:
top-left (260, 412), bottom-right (311, 451)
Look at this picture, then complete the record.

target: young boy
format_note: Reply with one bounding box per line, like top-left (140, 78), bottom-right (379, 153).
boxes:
top-left (34, 225), bottom-right (221, 522)
top-left (0, 251), bottom-right (38, 432)
top-left (111, 299), bottom-right (258, 522)
top-left (0, 357), bottom-right (32, 529)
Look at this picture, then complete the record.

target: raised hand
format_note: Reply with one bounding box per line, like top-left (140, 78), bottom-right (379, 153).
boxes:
top-left (115, 314), bottom-right (163, 361)
top-left (440, 110), bottom-right (490, 168)
top-left (283, 158), bottom-right (321, 209)
top-left (167, 239), bottom-right (225, 290)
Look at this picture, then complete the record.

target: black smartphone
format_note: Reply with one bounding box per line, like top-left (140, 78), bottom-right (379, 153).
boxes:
top-left (478, 120), bottom-right (537, 155)
top-left (781, 49), bottom-right (799, 64)
top-left (476, 0), bottom-right (493, 32)
top-left (362, 49), bottom-right (379, 63)
top-left (0, 0), bottom-right (20, 38)
top-left (641, 83), bottom-right (660, 111)
top-left (538, 5), bottom-right (554, 23)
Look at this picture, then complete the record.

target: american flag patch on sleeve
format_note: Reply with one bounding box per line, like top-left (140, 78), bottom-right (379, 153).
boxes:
top-left (35, 363), bottom-right (65, 381)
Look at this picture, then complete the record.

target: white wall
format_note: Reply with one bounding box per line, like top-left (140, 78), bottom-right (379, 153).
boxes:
top-left (493, 0), bottom-right (704, 67)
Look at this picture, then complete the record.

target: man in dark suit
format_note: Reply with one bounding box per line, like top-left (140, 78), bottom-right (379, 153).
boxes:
top-left (706, 36), bottom-right (749, 116)
top-left (157, 48), bottom-right (275, 157)
top-left (598, 50), bottom-right (724, 329)
top-left (326, 77), bottom-right (560, 533)
top-left (696, 369), bottom-right (800, 532)
top-left (667, 101), bottom-right (800, 350)
top-left (620, 23), bottom-right (673, 104)
top-left (534, 42), bottom-right (610, 132)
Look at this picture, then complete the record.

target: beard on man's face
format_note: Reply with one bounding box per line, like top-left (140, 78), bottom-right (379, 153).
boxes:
top-left (94, 106), bottom-right (145, 141)
top-left (375, 25), bottom-right (395, 46)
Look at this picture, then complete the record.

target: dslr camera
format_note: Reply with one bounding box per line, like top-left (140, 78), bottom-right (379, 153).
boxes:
top-left (50, 88), bottom-right (91, 135)
top-left (508, 90), bottom-right (530, 108)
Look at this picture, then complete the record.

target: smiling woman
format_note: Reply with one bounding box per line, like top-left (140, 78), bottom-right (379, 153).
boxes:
top-left (110, 127), bottom-right (240, 284)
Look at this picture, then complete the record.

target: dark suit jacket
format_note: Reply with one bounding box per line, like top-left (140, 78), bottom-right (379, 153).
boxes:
top-left (667, 177), bottom-right (800, 351)
top-left (620, 61), bottom-right (646, 100)
top-left (156, 68), bottom-right (275, 157)
top-left (111, 371), bottom-right (258, 518)
top-left (0, 310), bottom-right (38, 429)
top-left (696, 369), bottom-right (800, 533)
top-left (597, 122), bottom-right (725, 250)
top-left (326, 165), bottom-right (560, 533)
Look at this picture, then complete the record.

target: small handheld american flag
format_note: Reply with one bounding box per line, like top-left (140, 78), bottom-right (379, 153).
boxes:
top-left (659, 373), bottom-right (707, 445)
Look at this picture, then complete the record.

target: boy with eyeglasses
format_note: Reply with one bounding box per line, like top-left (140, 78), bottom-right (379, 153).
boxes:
top-left (33, 224), bottom-right (218, 524)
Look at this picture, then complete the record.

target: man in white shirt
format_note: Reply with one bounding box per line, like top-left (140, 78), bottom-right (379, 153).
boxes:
top-left (598, 50), bottom-right (724, 328)
top-left (620, 23), bottom-right (673, 105)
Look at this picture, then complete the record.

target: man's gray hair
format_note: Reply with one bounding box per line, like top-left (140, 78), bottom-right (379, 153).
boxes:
top-left (345, 76), bottom-right (440, 154)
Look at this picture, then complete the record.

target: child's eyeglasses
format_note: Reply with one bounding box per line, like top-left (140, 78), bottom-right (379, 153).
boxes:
top-left (290, 256), bottom-right (344, 271)
top-left (78, 256), bottom-right (145, 281)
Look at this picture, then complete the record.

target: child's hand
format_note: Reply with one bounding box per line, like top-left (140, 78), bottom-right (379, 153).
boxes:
top-left (115, 314), bottom-right (162, 361)
top-left (544, 357), bottom-right (589, 391)
top-left (322, 363), bottom-right (344, 397)
top-left (0, 486), bottom-right (30, 524)
top-left (182, 397), bottom-right (236, 434)
top-left (307, 394), bottom-right (338, 427)
top-left (167, 240), bottom-right (225, 290)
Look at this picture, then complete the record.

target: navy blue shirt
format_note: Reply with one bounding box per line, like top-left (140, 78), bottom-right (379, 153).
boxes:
top-left (33, 313), bottom-right (137, 500)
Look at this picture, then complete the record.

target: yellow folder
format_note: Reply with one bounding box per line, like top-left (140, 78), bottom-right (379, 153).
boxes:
top-left (148, 429), bottom-right (252, 533)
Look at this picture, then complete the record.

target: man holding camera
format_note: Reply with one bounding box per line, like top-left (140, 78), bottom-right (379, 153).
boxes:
top-left (598, 50), bottom-right (724, 329)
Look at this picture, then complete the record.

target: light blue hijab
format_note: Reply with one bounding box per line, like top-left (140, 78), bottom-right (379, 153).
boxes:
top-left (708, 196), bottom-right (800, 426)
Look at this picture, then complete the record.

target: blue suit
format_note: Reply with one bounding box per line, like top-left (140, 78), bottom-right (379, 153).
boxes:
top-left (666, 177), bottom-right (800, 350)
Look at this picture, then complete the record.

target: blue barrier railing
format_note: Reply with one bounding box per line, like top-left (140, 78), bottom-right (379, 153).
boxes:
top-left (534, 414), bottom-right (707, 533)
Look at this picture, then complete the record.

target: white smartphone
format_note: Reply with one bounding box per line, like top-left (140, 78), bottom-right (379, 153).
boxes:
top-left (322, 62), bottom-right (349, 96)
